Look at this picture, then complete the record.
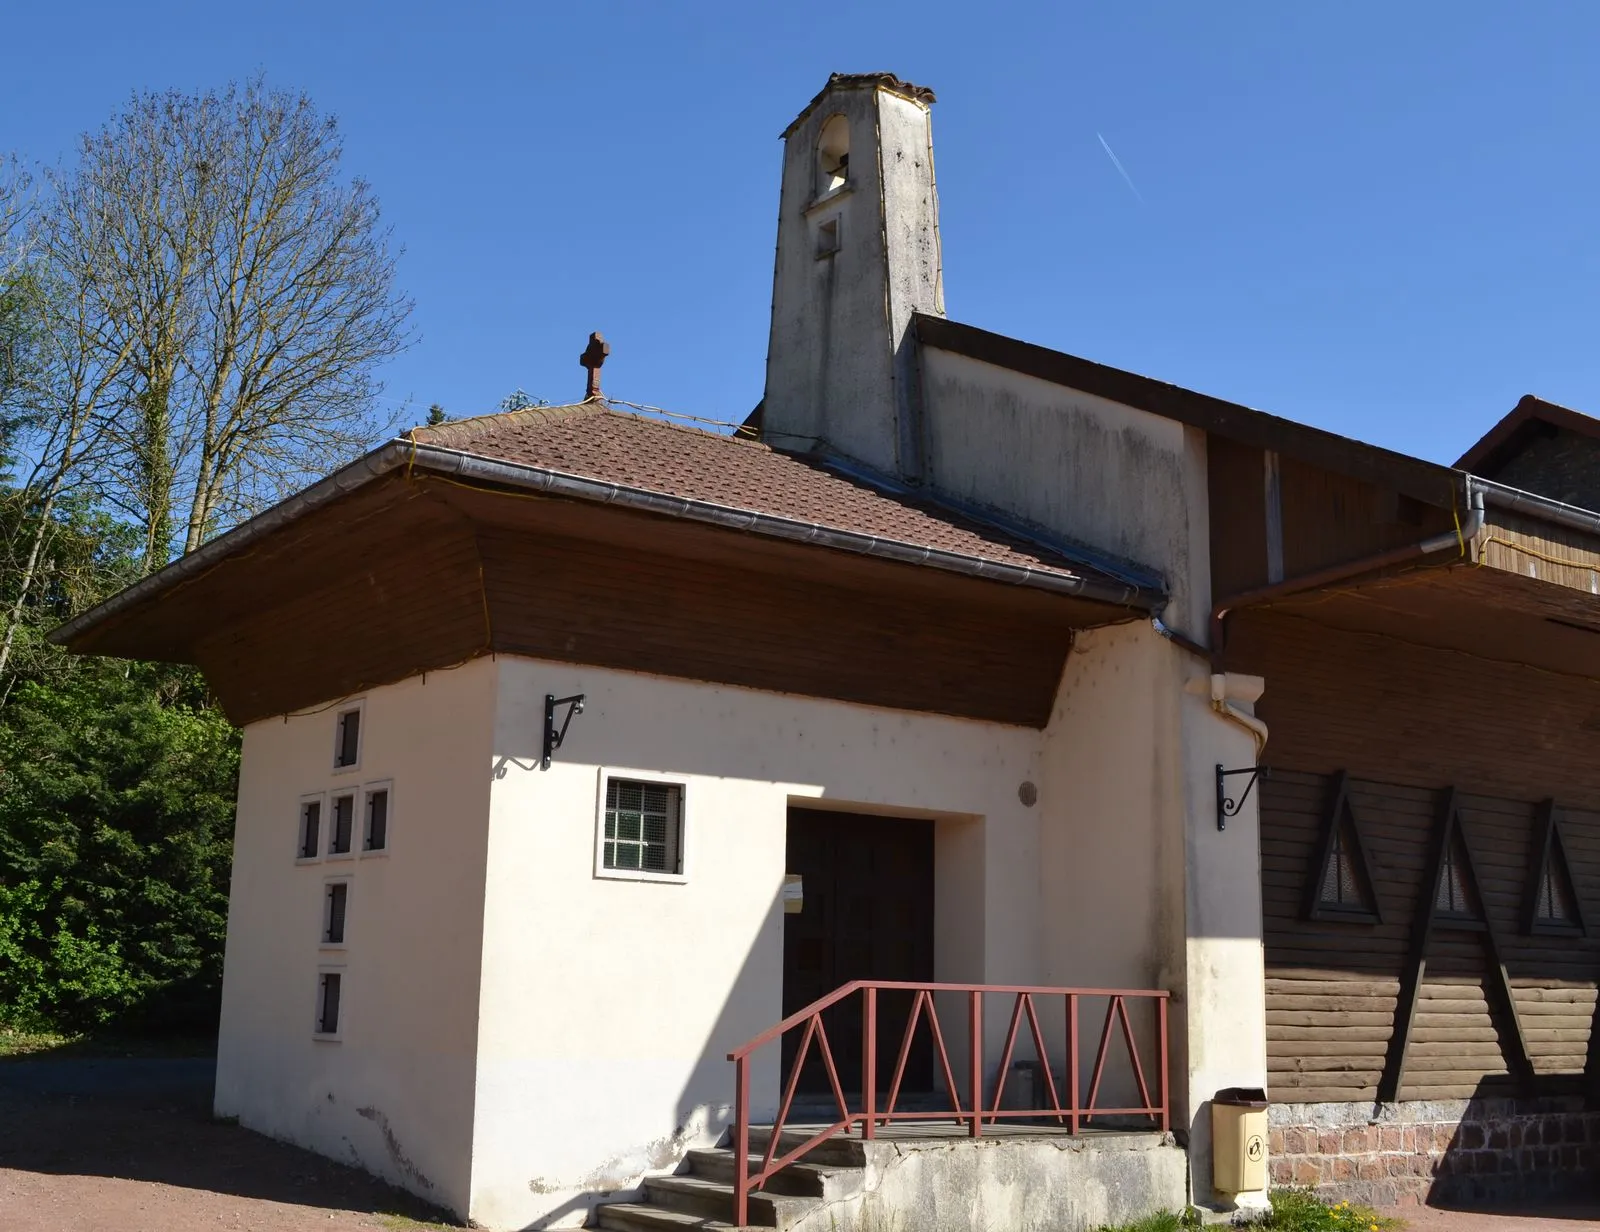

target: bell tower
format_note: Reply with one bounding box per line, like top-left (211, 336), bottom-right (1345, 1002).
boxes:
top-left (761, 73), bottom-right (945, 480)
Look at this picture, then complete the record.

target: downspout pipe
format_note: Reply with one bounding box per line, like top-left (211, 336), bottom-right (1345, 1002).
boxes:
top-left (1212, 673), bottom-right (1269, 758)
top-left (1209, 482), bottom-right (1486, 662)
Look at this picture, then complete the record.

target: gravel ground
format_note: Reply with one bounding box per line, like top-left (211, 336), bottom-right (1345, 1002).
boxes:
top-left (0, 1058), bottom-right (457, 1232)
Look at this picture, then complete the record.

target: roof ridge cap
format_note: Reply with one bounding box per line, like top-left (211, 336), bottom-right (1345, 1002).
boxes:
top-left (408, 400), bottom-right (602, 444)
top-left (597, 402), bottom-right (775, 452)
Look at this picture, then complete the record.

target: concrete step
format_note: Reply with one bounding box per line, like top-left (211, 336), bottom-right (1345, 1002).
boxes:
top-left (751, 1126), bottom-right (871, 1167)
top-left (644, 1173), bottom-right (820, 1229)
top-left (594, 1201), bottom-right (741, 1231)
top-left (685, 1147), bottom-right (862, 1201)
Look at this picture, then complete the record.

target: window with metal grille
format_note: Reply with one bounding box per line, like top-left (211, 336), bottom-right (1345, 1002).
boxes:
top-left (1319, 827), bottom-right (1362, 908)
top-left (334, 707), bottom-right (362, 769)
top-left (298, 797), bottom-right (322, 860)
top-left (363, 785), bottom-right (389, 853)
top-left (603, 778), bottom-right (683, 875)
top-left (1525, 803), bottom-right (1586, 937)
top-left (1434, 837), bottom-right (1480, 919)
top-left (328, 793), bottom-right (355, 856)
top-left (323, 881), bottom-right (349, 945)
top-left (1305, 772), bottom-right (1381, 924)
top-left (315, 971), bottom-right (342, 1036)
top-left (1534, 860), bottom-right (1576, 924)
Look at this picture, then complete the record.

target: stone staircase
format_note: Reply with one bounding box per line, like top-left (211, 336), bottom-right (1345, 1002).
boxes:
top-left (594, 1128), bottom-right (868, 1230)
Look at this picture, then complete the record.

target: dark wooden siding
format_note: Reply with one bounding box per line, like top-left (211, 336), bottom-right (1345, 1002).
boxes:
top-left (1236, 611), bottom-right (1600, 1103)
top-left (1275, 456), bottom-right (1454, 579)
top-left (1207, 436), bottom-right (1269, 598)
top-left (1207, 441), bottom-right (1457, 605)
top-left (109, 473), bottom-right (1112, 726)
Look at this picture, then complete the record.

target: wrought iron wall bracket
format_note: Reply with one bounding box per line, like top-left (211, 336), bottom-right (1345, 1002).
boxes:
top-left (1216, 763), bottom-right (1268, 831)
top-left (542, 693), bottom-right (586, 770)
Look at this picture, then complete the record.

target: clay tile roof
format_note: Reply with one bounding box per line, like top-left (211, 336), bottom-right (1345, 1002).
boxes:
top-left (407, 400), bottom-right (1159, 601)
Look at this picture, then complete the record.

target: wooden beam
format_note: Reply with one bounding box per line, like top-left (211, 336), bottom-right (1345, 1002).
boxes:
top-left (1445, 806), bottom-right (1534, 1095)
top-left (1380, 787), bottom-right (1537, 1101)
top-left (1452, 806), bottom-right (1537, 1094)
top-left (1377, 787), bottom-right (1453, 1103)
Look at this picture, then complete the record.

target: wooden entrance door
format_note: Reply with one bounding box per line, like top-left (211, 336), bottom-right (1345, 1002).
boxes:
top-left (782, 808), bottom-right (935, 1096)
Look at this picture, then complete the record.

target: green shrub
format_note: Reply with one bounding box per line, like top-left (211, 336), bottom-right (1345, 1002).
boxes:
top-left (0, 663), bottom-right (238, 1033)
top-left (1096, 1190), bottom-right (1401, 1232)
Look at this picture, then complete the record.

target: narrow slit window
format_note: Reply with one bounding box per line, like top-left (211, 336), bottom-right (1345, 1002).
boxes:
top-left (817, 114), bottom-right (849, 194)
top-left (298, 798), bottom-right (322, 860)
top-left (323, 882), bottom-right (349, 945)
top-left (334, 707), bottom-right (362, 769)
top-left (329, 793), bottom-right (355, 856)
top-left (603, 778), bottom-right (684, 875)
top-left (816, 217), bottom-right (840, 258)
top-left (315, 971), bottom-right (342, 1036)
top-left (364, 787), bottom-right (389, 853)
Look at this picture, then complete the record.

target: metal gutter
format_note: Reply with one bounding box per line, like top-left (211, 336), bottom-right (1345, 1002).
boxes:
top-left (1472, 476), bottom-right (1600, 537)
top-left (1208, 483), bottom-right (1488, 659)
top-left (51, 435), bottom-right (1159, 648)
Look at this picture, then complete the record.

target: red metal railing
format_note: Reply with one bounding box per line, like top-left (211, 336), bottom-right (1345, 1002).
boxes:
top-left (726, 981), bottom-right (1170, 1225)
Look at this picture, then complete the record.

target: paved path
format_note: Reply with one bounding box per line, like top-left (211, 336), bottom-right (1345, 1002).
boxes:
top-left (1379, 1204), bottom-right (1600, 1230)
top-left (0, 1059), bottom-right (455, 1232)
top-left (5, 1059), bottom-right (1599, 1231)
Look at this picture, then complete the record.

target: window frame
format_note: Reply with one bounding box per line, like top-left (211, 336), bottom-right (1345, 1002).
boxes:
top-left (1303, 772), bottom-right (1382, 926)
top-left (360, 780), bottom-right (393, 857)
top-left (332, 701), bottom-right (365, 774)
top-left (313, 966), bottom-right (345, 1041)
top-left (1524, 801), bottom-right (1588, 939)
top-left (326, 789), bottom-right (358, 860)
top-left (321, 876), bottom-right (352, 949)
top-left (295, 792), bottom-right (326, 864)
top-left (593, 767), bottom-right (689, 885)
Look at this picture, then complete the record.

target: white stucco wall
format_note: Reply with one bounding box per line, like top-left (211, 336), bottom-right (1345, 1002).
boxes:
top-left (1180, 669), bottom-right (1270, 1209)
top-left (469, 656), bottom-right (1055, 1229)
top-left (214, 658), bottom-right (496, 1215)
top-left (920, 341), bottom-right (1269, 1203)
top-left (920, 346), bottom-right (1212, 635)
top-left (212, 625), bottom-right (1263, 1226)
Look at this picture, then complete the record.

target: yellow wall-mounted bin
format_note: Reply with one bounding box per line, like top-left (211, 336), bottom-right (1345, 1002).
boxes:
top-left (1212, 1087), bottom-right (1269, 1194)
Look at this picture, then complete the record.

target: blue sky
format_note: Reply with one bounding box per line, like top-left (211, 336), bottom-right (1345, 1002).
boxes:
top-left (3, 2), bottom-right (1597, 463)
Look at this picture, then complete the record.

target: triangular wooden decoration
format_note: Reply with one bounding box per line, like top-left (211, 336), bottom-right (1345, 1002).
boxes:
top-left (1305, 771), bottom-right (1383, 923)
top-left (1378, 786), bottom-right (1536, 1103)
top-left (1523, 799), bottom-right (1587, 937)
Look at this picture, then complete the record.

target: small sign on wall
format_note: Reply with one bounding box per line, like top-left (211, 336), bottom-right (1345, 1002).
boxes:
top-left (782, 874), bottom-right (804, 914)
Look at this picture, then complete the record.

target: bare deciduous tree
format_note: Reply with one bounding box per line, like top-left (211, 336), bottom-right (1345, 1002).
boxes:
top-left (0, 160), bottom-right (136, 685)
top-left (53, 76), bottom-right (414, 567)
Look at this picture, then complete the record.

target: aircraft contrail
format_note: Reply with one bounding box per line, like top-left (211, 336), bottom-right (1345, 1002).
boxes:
top-left (1097, 132), bottom-right (1145, 204)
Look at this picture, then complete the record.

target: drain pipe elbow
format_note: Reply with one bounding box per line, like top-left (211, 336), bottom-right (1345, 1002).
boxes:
top-left (1416, 483), bottom-right (1485, 558)
top-left (1211, 673), bottom-right (1268, 758)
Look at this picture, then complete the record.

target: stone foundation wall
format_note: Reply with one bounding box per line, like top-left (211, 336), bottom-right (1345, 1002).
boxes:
top-left (1269, 1099), bottom-right (1600, 1207)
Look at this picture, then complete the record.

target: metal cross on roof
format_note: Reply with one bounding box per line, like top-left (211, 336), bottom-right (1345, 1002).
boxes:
top-left (580, 332), bottom-right (610, 400)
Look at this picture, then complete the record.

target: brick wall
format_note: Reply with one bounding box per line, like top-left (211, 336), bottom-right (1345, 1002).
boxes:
top-left (1269, 1099), bottom-right (1600, 1207)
